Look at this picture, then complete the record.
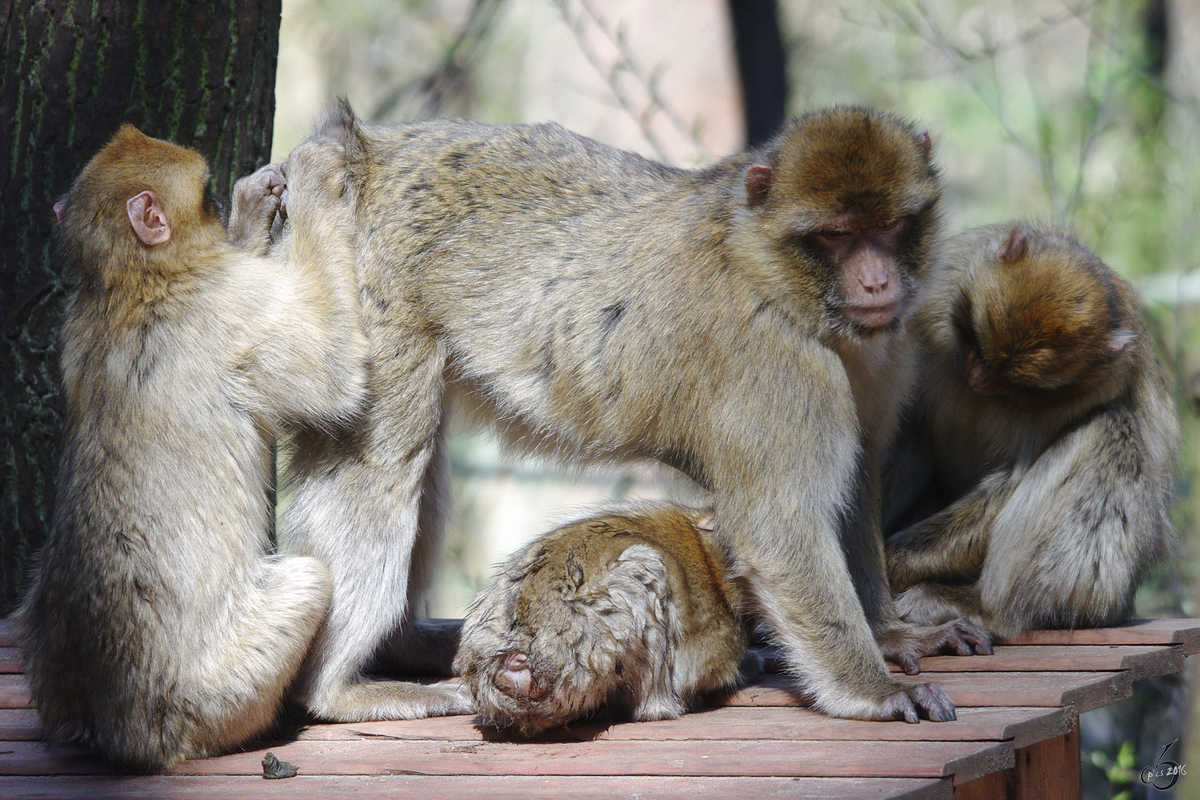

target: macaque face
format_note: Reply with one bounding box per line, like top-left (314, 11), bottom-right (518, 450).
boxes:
top-left (803, 213), bottom-right (919, 329)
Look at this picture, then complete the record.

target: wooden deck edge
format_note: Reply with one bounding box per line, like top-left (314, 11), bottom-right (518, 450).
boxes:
top-left (939, 741), bottom-right (1014, 784)
top-left (1000, 618), bottom-right (1200, 654)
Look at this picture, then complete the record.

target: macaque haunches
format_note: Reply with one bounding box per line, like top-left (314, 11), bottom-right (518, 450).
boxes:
top-left (281, 101), bottom-right (988, 728)
top-left (17, 126), bottom-right (368, 771)
top-left (455, 503), bottom-right (752, 736)
top-left (884, 223), bottom-right (1179, 637)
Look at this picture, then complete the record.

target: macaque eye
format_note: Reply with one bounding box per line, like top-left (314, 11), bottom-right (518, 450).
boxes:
top-left (807, 229), bottom-right (852, 249)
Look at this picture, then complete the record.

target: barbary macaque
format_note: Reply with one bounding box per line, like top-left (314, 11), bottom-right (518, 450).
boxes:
top-left (455, 503), bottom-right (751, 736)
top-left (281, 101), bottom-right (990, 727)
top-left (884, 222), bottom-right (1179, 637)
top-left (16, 125), bottom-right (368, 771)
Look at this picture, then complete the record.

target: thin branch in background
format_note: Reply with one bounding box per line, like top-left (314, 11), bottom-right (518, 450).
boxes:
top-left (372, 0), bottom-right (506, 122)
top-left (884, 0), bottom-right (1123, 218)
top-left (550, 0), bottom-right (709, 164)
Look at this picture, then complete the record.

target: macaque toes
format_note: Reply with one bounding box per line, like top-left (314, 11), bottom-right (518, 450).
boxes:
top-left (281, 100), bottom-right (988, 728)
top-left (17, 126), bottom-right (368, 771)
top-left (884, 222), bottom-right (1179, 637)
top-left (455, 504), bottom-right (752, 736)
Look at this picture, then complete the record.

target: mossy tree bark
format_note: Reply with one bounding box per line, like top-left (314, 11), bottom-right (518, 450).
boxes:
top-left (0, 0), bottom-right (282, 611)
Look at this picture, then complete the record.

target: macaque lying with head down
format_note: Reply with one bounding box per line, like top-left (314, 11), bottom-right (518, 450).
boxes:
top-left (454, 503), bottom-right (753, 736)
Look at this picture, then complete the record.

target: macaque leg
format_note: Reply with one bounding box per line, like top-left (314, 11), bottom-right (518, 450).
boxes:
top-left (368, 421), bottom-right (461, 678)
top-left (893, 582), bottom-right (987, 629)
top-left (886, 472), bottom-right (1016, 592)
top-left (188, 556), bottom-right (332, 752)
top-left (843, 470), bottom-right (993, 675)
top-left (280, 334), bottom-right (472, 721)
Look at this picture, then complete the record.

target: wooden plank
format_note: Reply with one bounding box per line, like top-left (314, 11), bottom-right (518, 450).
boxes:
top-left (723, 670), bottom-right (1132, 713)
top-left (0, 675), bottom-right (30, 709)
top-left (1008, 727), bottom-right (1080, 800)
top-left (952, 770), bottom-right (1006, 800)
top-left (0, 709), bottom-right (40, 740)
top-left (292, 706), bottom-right (1073, 750)
top-left (0, 775), bottom-right (954, 800)
top-left (901, 644), bottom-right (1184, 680)
top-left (0, 738), bottom-right (1014, 784)
top-left (0, 647), bottom-right (22, 674)
top-left (1001, 618), bottom-right (1200, 654)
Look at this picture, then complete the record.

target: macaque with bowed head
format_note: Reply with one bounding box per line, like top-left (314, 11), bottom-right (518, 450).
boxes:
top-left (885, 222), bottom-right (1179, 637)
top-left (280, 102), bottom-right (990, 728)
top-left (16, 125), bottom-right (368, 771)
top-left (455, 503), bottom-right (752, 736)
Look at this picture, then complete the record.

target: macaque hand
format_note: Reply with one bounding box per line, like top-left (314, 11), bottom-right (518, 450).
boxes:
top-left (228, 163), bottom-right (286, 255)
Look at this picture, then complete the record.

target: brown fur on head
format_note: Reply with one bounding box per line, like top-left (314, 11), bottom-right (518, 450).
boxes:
top-left (57, 125), bottom-right (222, 282)
top-left (955, 224), bottom-right (1135, 399)
top-left (742, 107), bottom-right (942, 336)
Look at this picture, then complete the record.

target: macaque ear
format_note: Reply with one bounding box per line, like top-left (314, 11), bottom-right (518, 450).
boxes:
top-left (917, 130), bottom-right (932, 157)
top-left (1108, 329), bottom-right (1136, 353)
top-left (996, 227), bottom-right (1027, 264)
top-left (696, 513), bottom-right (716, 532)
top-left (127, 190), bottom-right (171, 246)
top-left (744, 164), bottom-right (773, 207)
top-left (53, 198), bottom-right (67, 230)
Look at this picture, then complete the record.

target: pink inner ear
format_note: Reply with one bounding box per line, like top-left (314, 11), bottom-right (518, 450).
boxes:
top-left (996, 227), bottom-right (1027, 264)
top-left (53, 198), bottom-right (67, 228)
top-left (744, 164), bottom-right (773, 207)
top-left (127, 191), bottom-right (171, 246)
top-left (917, 130), bottom-right (932, 156)
top-left (1108, 329), bottom-right (1136, 353)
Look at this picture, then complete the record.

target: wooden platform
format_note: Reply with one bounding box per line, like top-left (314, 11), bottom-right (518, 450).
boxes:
top-left (0, 618), bottom-right (1195, 799)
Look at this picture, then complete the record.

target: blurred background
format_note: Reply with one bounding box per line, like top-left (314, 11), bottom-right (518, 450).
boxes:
top-left (265, 2), bottom-right (1200, 796)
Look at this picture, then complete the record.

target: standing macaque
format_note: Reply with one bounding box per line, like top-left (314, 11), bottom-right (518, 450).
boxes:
top-left (884, 223), bottom-right (1179, 637)
top-left (281, 101), bottom-right (990, 728)
top-left (16, 125), bottom-right (368, 771)
top-left (455, 503), bottom-right (751, 736)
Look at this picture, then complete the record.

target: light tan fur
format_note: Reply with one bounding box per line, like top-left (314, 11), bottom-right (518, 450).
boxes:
top-left (16, 126), bottom-right (367, 771)
top-left (455, 503), bottom-right (750, 736)
top-left (885, 222), bottom-right (1180, 637)
top-left (281, 102), bottom-right (987, 725)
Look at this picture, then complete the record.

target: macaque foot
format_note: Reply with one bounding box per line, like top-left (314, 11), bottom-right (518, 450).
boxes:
top-left (880, 682), bottom-right (957, 723)
top-left (878, 618), bottom-right (993, 675)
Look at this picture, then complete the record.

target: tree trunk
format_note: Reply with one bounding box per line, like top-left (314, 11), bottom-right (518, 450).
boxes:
top-left (726, 0), bottom-right (789, 147)
top-left (0, 0), bottom-right (282, 611)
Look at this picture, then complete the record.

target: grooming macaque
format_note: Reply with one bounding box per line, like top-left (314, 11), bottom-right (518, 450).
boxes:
top-left (884, 223), bottom-right (1179, 637)
top-left (282, 101), bottom-right (987, 727)
top-left (17, 126), bottom-right (367, 771)
top-left (455, 504), bottom-right (750, 736)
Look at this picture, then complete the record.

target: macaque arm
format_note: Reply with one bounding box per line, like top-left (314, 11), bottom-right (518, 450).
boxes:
top-left (235, 141), bottom-right (369, 424)
top-left (885, 471), bottom-right (1016, 592)
top-left (707, 334), bottom-right (953, 723)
